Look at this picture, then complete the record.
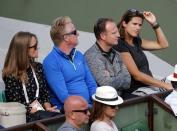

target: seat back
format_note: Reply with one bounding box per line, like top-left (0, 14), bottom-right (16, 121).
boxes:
top-left (0, 90), bottom-right (6, 102)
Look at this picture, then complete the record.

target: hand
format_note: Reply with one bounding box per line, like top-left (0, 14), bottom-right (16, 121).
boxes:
top-left (30, 107), bottom-right (38, 114)
top-left (163, 83), bottom-right (173, 90)
top-left (46, 106), bottom-right (58, 112)
top-left (143, 11), bottom-right (157, 25)
top-left (104, 70), bottom-right (110, 77)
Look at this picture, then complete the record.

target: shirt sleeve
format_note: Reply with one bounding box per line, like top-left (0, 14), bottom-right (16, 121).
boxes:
top-left (4, 76), bottom-right (23, 102)
top-left (83, 56), bottom-right (97, 97)
top-left (43, 58), bottom-right (69, 104)
top-left (111, 56), bottom-right (131, 89)
top-left (3, 76), bottom-right (31, 113)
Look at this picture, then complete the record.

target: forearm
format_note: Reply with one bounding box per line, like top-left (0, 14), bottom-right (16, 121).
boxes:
top-left (90, 65), bottom-right (130, 89)
top-left (134, 71), bottom-right (169, 89)
top-left (96, 74), bottom-right (130, 90)
top-left (153, 26), bottom-right (169, 48)
top-left (143, 11), bottom-right (169, 49)
top-left (112, 73), bottom-right (131, 89)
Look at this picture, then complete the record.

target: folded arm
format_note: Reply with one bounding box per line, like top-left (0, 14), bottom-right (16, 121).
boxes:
top-left (86, 55), bottom-right (130, 90)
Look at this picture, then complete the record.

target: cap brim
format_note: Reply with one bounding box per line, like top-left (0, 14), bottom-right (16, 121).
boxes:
top-left (92, 94), bottom-right (123, 106)
top-left (167, 74), bottom-right (177, 81)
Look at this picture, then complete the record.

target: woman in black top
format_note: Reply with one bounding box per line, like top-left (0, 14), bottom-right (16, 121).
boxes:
top-left (2, 31), bottom-right (57, 121)
top-left (114, 9), bottom-right (172, 99)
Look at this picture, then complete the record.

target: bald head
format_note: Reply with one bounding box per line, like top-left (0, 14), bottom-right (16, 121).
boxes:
top-left (63, 96), bottom-right (90, 129)
top-left (64, 96), bottom-right (88, 116)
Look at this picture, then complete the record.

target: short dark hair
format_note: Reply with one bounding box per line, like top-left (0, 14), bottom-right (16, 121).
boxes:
top-left (94, 18), bottom-right (114, 40)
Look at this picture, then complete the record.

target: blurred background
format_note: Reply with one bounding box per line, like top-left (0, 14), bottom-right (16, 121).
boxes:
top-left (0, 0), bottom-right (177, 65)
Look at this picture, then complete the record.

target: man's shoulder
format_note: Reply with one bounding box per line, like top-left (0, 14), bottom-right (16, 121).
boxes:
top-left (85, 44), bottom-right (96, 53)
top-left (58, 122), bottom-right (79, 131)
top-left (113, 48), bottom-right (121, 56)
top-left (58, 126), bottom-right (77, 131)
top-left (58, 126), bottom-right (76, 131)
top-left (43, 49), bottom-right (55, 61)
top-left (75, 50), bottom-right (84, 57)
top-left (85, 44), bottom-right (100, 58)
top-left (43, 49), bottom-right (62, 66)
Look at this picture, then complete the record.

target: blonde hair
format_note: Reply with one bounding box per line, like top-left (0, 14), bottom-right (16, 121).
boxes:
top-left (50, 16), bottom-right (72, 45)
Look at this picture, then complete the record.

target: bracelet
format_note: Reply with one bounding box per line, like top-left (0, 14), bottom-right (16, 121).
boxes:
top-left (152, 22), bottom-right (160, 30)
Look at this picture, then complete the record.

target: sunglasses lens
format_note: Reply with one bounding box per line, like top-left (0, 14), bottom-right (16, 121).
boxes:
top-left (70, 30), bottom-right (77, 35)
top-left (72, 108), bottom-right (89, 114)
top-left (84, 109), bottom-right (89, 114)
top-left (110, 105), bottom-right (118, 109)
top-left (128, 9), bottom-right (143, 15)
top-left (34, 46), bottom-right (38, 50)
top-left (73, 30), bottom-right (77, 35)
top-left (29, 44), bottom-right (38, 50)
top-left (64, 30), bottom-right (77, 36)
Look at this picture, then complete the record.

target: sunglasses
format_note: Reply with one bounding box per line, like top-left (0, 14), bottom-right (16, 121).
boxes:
top-left (63, 30), bottom-right (77, 36)
top-left (127, 9), bottom-right (144, 18)
top-left (72, 108), bottom-right (89, 114)
top-left (128, 9), bottom-right (143, 14)
top-left (109, 105), bottom-right (118, 109)
top-left (29, 43), bottom-right (38, 50)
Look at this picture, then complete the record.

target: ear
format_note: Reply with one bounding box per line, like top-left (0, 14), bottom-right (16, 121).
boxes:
top-left (63, 35), bottom-right (69, 42)
top-left (70, 112), bottom-right (76, 120)
top-left (122, 21), bottom-right (127, 28)
top-left (100, 32), bottom-right (106, 40)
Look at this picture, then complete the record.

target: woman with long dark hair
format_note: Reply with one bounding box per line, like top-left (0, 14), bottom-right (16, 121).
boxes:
top-left (90, 86), bottom-right (123, 131)
top-left (114, 9), bottom-right (173, 99)
top-left (2, 31), bottom-right (57, 122)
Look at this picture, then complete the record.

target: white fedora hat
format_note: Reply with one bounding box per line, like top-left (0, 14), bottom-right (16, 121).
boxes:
top-left (92, 86), bottom-right (123, 105)
top-left (167, 64), bottom-right (177, 81)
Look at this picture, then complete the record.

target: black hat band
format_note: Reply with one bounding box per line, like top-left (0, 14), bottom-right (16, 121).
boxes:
top-left (95, 95), bottom-right (118, 101)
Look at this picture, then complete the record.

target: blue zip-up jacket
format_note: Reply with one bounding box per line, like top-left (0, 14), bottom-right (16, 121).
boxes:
top-left (43, 46), bottom-right (97, 109)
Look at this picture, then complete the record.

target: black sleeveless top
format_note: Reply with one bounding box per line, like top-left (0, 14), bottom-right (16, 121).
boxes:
top-left (114, 37), bottom-right (152, 93)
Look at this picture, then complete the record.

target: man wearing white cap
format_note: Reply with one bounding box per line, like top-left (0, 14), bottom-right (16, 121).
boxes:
top-left (165, 64), bottom-right (177, 116)
top-left (90, 86), bottom-right (123, 131)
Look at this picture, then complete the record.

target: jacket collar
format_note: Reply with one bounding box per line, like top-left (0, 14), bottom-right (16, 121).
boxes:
top-left (95, 42), bottom-right (116, 64)
top-left (53, 46), bottom-right (76, 60)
